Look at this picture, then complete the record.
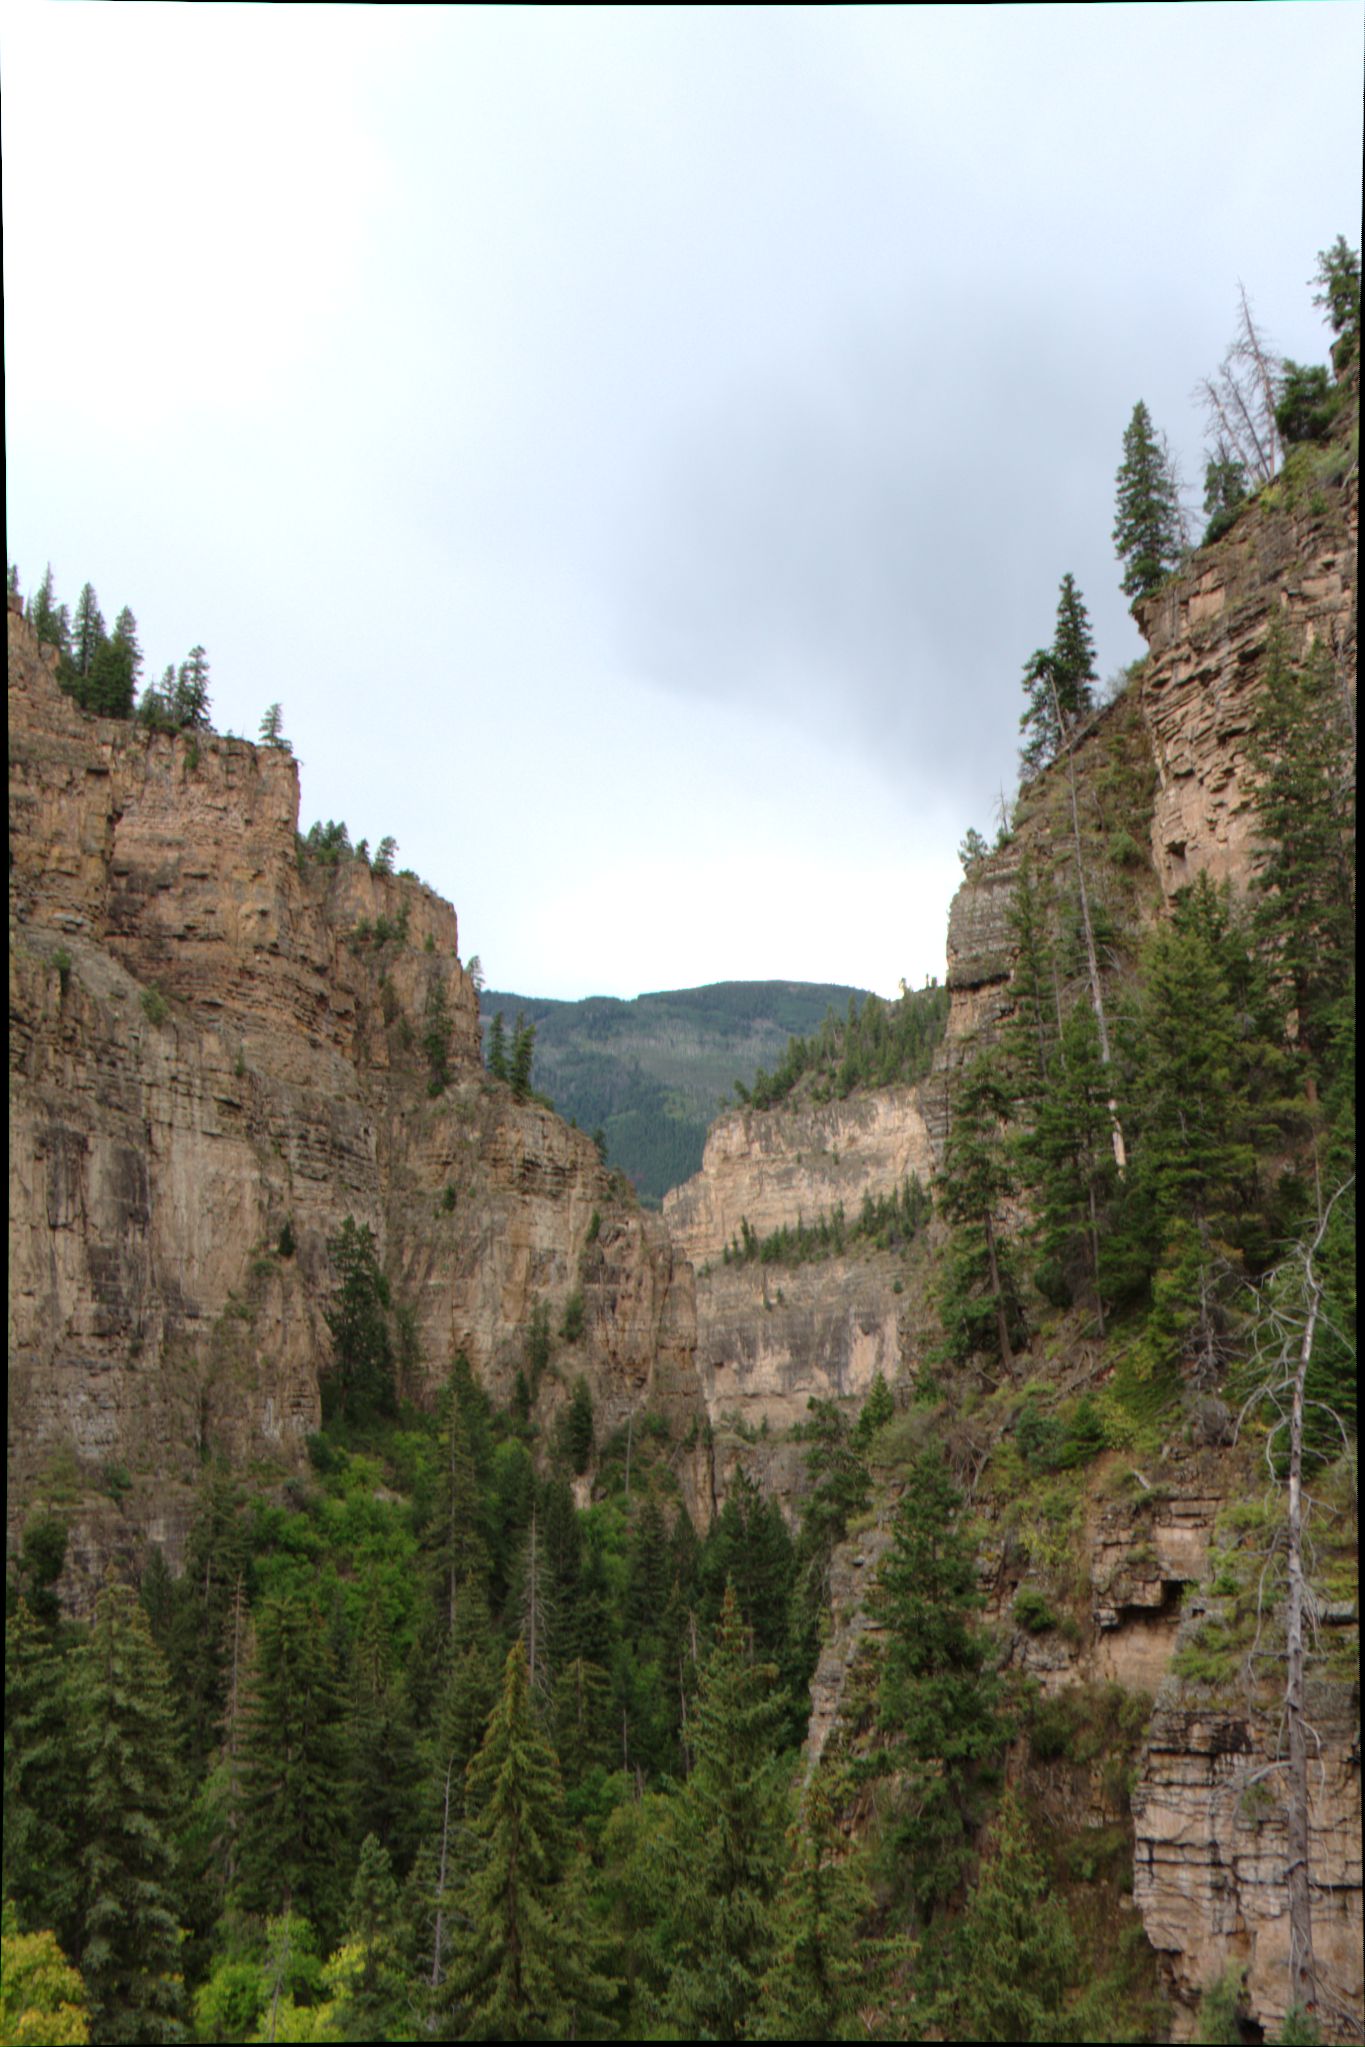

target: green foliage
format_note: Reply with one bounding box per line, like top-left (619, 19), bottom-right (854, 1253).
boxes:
top-left (656, 1583), bottom-right (789, 2040)
top-left (321, 1220), bottom-right (396, 1428)
top-left (1312, 234), bottom-right (1360, 372)
top-left (724, 1174), bottom-right (930, 1268)
top-left (935, 1051), bottom-right (1026, 1369)
top-left (485, 1008), bottom-right (508, 1080)
top-left (1019, 573), bottom-right (1098, 776)
top-left (1275, 360), bottom-right (1341, 445)
top-left (0, 1899), bottom-right (90, 2046)
top-left (560, 1288), bottom-right (586, 1344)
top-left (752, 1776), bottom-right (881, 2040)
top-left (1202, 448), bottom-right (1249, 544)
top-left (1113, 399), bottom-right (1185, 600)
top-left (564, 1377), bottom-right (594, 1473)
top-left (1195, 1964), bottom-right (1247, 2044)
top-left (937, 1790), bottom-right (1078, 2042)
top-left (1245, 627), bottom-right (1355, 1079)
top-left (959, 826), bottom-right (990, 872)
top-left (73, 1581), bottom-right (186, 2042)
top-left (4, 1602), bottom-right (83, 1958)
top-left (1013, 1586), bottom-right (1058, 1634)
top-left (509, 1011), bottom-right (536, 1102)
top-left (872, 1449), bottom-right (1004, 1920)
top-left (141, 986), bottom-right (170, 1026)
top-left (738, 980), bottom-right (950, 1112)
top-left (236, 1594), bottom-right (349, 1943)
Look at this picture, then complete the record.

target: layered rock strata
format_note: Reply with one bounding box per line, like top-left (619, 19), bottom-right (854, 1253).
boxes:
top-left (8, 597), bottom-right (710, 1596)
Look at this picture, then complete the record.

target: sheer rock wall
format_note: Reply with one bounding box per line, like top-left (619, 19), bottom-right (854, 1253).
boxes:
top-left (8, 597), bottom-right (710, 1598)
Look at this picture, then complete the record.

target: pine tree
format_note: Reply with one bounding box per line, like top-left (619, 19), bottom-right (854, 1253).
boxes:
top-left (72, 1580), bottom-right (186, 2043)
top-left (70, 583), bottom-right (107, 684)
top-left (1019, 574), bottom-right (1097, 775)
top-left (426, 1386), bottom-right (490, 1646)
top-left (444, 1640), bottom-right (614, 2039)
top-left (171, 646), bottom-right (211, 730)
top-left (939, 1789), bottom-right (1078, 2042)
top-left (1113, 400), bottom-right (1184, 600)
top-left (486, 1010), bottom-right (508, 1081)
top-left (258, 702), bottom-right (291, 750)
top-left (1313, 234), bottom-right (1360, 373)
top-left (509, 1012), bottom-right (536, 1102)
top-left (935, 1050), bottom-right (1026, 1371)
top-left (752, 1776), bottom-right (880, 2041)
top-left (322, 1218), bottom-right (395, 1426)
top-left (659, 1582), bottom-right (789, 2041)
top-left (873, 1449), bottom-right (1003, 1922)
top-left (1202, 441), bottom-right (1250, 544)
top-left (87, 606), bottom-right (140, 719)
top-left (4, 1601), bottom-right (84, 1958)
top-left (235, 1594), bottom-right (349, 1943)
top-left (1245, 628), bottom-right (1355, 1077)
top-left (338, 1833), bottom-right (405, 2042)
top-left (1024, 997), bottom-right (1116, 1327)
top-left (28, 565), bottom-right (71, 661)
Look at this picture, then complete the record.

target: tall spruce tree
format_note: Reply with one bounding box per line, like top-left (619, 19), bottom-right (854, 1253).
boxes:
top-left (658, 1581), bottom-right (789, 2041)
top-left (938, 1789), bottom-right (1078, 2043)
top-left (935, 1050), bottom-right (1026, 1371)
top-left (443, 1639), bottom-right (614, 2039)
top-left (1245, 628), bottom-right (1355, 1079)
top-left (1024, 997), bottom-right (1116, 1328)
top-left (235, 1594), bottom-right (349, 1943)
top-left (1113, 400), bottom-right (1185, 600)
top-left (873, 1449), bottom-right (1003, 1923)
top-left (171, 646), bottom-right (211, 730)
top-left (322, 1218), bottom-right (396, 1426)
top-left (70, 583), bottom-right (107, 697)
top-left (752, 1776), bottom-right (880, 2041)
top-left (1019, 574), bottom-right (1098, 775)
top-left (73, 1581), bottom-right (186, 2044)
top-left (4, 1600), bottom-right (84, 1958)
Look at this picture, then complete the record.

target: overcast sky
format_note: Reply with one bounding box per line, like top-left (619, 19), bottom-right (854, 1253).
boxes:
top-left (5, 3), bottom-right (1360, 1000)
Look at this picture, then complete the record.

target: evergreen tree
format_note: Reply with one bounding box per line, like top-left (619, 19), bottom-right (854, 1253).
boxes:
top-left (486, 1010), bottom-right (508, 1081)
top-left (1023, 997), bottom-right (1116, 1326)
top-left (4, 1600), bottom-right (84, 1958)
top-left (752, 1776), bottom-right (880, 2041)
top-left (444, 1640), bottom-right (614, 2039)
top-left (1202, 442), bottom-right (1249, 545)
top-left (425, 1386), bottom-right (490, 1647)
top-left (171, 646), bottom-right (211, 730)
top-left (87, 607), bottom-right (140, 719)
top-left (1113, 400), bottom-right (1184, 600)
top-left (658, 1582), bottom-right (789, 2041)
top-left (938, 1790), bottom-right (1078, 2042)
top-left (873, 1449), bottom-right (1003, 1923)
top-left (337, 1833), bottom-right (405, 2042)
top-left (1245, 628), bottom-right (1355, 1076)
top-left (258, 702), bottom-right (290, 749)
top-left (70, 583), bottom-right (107, 685)
top-left (28, 565), bottom-right (71, 661)
top-left (322, 1218), bottom-right (395, 1426)
top-left (509, 1012), bottom-right (536, 1102)
top-left (72, 1580), bottom-right (186, 2043)
top-left (1312, 234), bottom-right (1360, 373)
top-left (935, 1050), bottom-right (1026, 1371)
top-left (235, 1595), bottom-right (349, 1943)
top-left (1019, 574), bottom-right (1097, 775)
top-left (564, 1375), bottom-right (594, 1473)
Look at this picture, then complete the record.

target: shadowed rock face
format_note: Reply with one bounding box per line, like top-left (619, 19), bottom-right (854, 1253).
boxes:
top-left (8, 597), bottom-right (710, 1601)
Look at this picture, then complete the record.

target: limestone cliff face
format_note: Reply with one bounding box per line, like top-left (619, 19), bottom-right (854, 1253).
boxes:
top-left (661, 1085), bottom-right (934, 1475)
top-left (8, 598), bottom-right (709, 1596)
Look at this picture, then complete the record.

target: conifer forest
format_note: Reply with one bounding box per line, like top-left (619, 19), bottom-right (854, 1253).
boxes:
top-left (4, 234), bottom-right (1359, 2047)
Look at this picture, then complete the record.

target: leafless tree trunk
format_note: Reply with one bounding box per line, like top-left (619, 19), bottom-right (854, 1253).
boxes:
top-left (430, 1757), bottom-right (454, 1990)
top-left (1235, 1179), bottom-right (1355, 2028)
top-left (1197, 282), bottom-right (1283, 487)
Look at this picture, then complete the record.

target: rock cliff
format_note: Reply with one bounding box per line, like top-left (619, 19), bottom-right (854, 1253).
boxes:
top-left (8, 596), bottom-right (710, 1598)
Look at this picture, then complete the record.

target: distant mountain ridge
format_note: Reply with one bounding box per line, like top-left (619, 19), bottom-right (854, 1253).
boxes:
top-left (479, 980), bottom-right (873, 1203)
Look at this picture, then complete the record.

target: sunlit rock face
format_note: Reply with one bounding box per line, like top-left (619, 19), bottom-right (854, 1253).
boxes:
top-left (8, 595), bottom-right (710, 1601)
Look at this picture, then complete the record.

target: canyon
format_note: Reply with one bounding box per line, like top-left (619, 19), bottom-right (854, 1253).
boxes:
top-left (6, 401), bottom-right (1359, 2037)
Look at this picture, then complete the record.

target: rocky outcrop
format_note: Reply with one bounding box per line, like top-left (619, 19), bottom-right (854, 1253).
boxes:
top-left (1135, 467), bottom-right (1357, 901)
top-left (662, 1085), bottom-right (934, 1268)
top-left (1134, 1619), bottom-right (1362, 2041)
top-left (661, 1085), bottom-right (933, 1458)
top-left (8, 598), bottom-right (710, 1598)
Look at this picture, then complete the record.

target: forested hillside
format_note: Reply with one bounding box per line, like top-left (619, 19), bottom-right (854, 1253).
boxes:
top-left (478, 980), bottom-right (875, 1202)
top-left (4, 239), bottom-right (1359, 2045)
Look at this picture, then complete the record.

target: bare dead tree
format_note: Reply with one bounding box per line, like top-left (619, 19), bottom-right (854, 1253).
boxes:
top-left (1197, 281), bottom-right (1284, 487)
top-left (1234, 1180), bottom-right (1356, 2031)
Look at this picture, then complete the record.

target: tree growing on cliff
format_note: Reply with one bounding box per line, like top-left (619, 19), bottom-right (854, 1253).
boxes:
top-left (1197, 284), bottom-right (1283, 489)
top-left (1113, 401), bottom-right (1185, 600)
top-left (1019, 573), bottom-right (1098, 775)
top-left (1312, 234), bottom-right (1360, 374)
top-left (171, 646), bottom-right (212, 730)
top-left (509, 1012), bottom-right (536, 1102)
top-left (935, 1050), bottom-right (1026, 1372)
top-left (27, 565), bottom-right (71, 661)
top-left (322, 1218), bottom-right (396, 1426)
